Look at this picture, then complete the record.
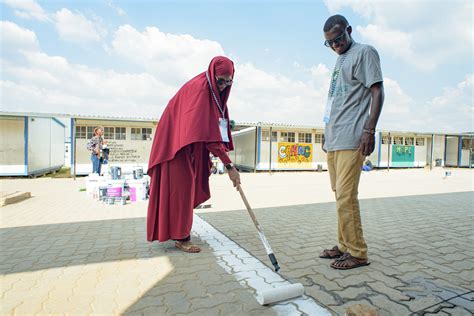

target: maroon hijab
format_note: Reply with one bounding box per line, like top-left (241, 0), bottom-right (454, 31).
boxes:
top-left (148, 56), bottom-right (235, 172)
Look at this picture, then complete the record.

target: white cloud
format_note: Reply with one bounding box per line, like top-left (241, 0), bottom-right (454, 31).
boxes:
top-left (426, 74), bottom-right (473, 132)
top-left (324, 0), bottom-right (473, 71)
top-left (53, 8), bottom-right (107, 43)
top-left (0, 20), bottom-right (39, 52)
top-left (230, 63), bottom-right (329, 125)
top-left (3, 0), bottom-right (50, 22)
top-left (111, 25), bottom-right (225, 85)
top-left (3, 20), bottom-right (469, 133)
top-left (106, 0), bottom-right (126, 16)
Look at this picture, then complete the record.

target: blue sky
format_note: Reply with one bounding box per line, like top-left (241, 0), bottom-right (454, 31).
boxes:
top-left (1, 0), bottom-right (473, 133)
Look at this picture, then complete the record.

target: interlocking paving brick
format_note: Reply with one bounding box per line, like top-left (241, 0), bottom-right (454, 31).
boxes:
top-left (1, 176), bottom-right (472, 315)
top-left (202, 192), bottom-right (474, 315)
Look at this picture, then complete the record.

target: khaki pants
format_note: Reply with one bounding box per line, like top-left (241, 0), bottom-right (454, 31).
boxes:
top-left (327, 150), bottom-right (367, 259)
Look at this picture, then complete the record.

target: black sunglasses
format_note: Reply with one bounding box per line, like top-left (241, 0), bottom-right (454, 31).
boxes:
top-left (216, 77), bottom-right (233, 86)
top-left (324, 29), bottom-right (347, 47)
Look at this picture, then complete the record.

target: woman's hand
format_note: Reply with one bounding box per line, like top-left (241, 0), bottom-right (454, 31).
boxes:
top-left (227, 167), bottom-right (241, 189)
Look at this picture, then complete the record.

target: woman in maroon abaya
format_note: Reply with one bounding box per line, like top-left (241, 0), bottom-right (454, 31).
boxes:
top-left (147, 56), bottom-right (241, 253)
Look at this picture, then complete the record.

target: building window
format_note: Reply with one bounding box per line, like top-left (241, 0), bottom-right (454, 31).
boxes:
top-left (314, 134), bottom-right (322, 143)
top-left (131, 127), bottom-right (152, 140)
top-left (405, 137), bottom-right (414, 146)
top-left (271, 131), bottom-right (277, 142)
top-left (382, 135), bottom-right (391, 144)
top-left (131, 128), bottom-right (141, 140)
top-left (415, 138), bottom-right (425, 146)
top-left (262, 131), bottom-right (270, 141)
top-left (142, 128), bottom-right (152, 140)
top-left (87, 126), bottom-right (94, 139)
top-left (298, 133), bottom-right (305, 143)
top-left (298, 133), bottom-right (312, 143)
top-left (115, 127), bottom-right (126, 140)
top-left (281, 132), bottom-right (288, 142)
top-left (104, 127), bottom-right (115, 139)
top-left (287, 132), bottom-right (295, 142)
top-left (76, 126), bottom-right (86, 139)
top-left (462, 138), bottom-right (474, 150)
top-left (393, 136), bottom-right (403, 145)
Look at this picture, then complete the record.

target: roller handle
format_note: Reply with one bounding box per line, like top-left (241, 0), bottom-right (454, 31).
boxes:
top-left (237, 185), bottom-right (261, 230)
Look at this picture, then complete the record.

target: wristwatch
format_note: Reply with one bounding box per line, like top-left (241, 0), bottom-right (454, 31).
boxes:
top-left (225, 163), bottom-right (234, 170)
top-left (363, 128), bottom-right (375, 135)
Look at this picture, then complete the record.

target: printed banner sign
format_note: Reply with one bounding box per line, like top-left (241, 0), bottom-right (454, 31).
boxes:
top-left (278, 142), bottom-right (313, 164)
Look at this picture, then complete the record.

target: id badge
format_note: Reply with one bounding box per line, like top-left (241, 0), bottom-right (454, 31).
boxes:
top-left (219, 118), bottom-right (229, 142)
top-left (323, 97), bottom-right (334, 123)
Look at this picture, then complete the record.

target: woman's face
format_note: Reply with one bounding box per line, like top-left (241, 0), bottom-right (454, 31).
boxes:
top-left (215, 75), bottom-right (233, 92)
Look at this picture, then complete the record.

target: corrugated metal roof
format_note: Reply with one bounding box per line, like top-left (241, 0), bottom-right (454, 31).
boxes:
top-left (0, 111), bottom-right (159, 122)
top-left (235, 121), bottom-right (462, 136)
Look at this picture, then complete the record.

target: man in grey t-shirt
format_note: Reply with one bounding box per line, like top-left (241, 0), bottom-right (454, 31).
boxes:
top-left (318, 15), bottom-right (384, 270)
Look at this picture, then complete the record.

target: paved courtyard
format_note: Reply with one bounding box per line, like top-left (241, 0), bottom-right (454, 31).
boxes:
top-left (0, 169), bottom-right (473, 315)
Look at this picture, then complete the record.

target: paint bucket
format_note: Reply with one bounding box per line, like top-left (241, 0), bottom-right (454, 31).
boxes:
top-left (117, 196), bottom-right (127, 205)
top-left (133, 167), bottom-right (143, 179)
top-left (128, 179), bottom-right (148, 202)
top-left (110, 166), bottom-right (122, 180)
top-left (107, 197), bottom-right (115, 205)
top-left (85, 174), bottom-right (100, 195)
top-left (107, 179), bottom-right (125, 197)
top-left (98, 186), bottom-right (108, 199)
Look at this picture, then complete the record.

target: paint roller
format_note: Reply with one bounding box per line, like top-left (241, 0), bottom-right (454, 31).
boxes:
top-left (237, 185), bottom-right (305, 305)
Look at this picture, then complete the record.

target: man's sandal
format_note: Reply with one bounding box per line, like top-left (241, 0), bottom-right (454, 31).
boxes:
top-left (319, 246), bottom-right (344, 259)
top-left (330, 253), bottom-right (370, 270)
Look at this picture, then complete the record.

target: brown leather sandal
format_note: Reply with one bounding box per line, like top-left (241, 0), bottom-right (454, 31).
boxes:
top-left (175, 241), bottom-right (201, 253)
top-left (319, 246), bottom-right (344, 259)
top-left (330, 253), bottom-right (370, 270)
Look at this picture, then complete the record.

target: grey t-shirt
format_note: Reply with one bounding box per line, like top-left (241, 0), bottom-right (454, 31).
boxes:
top-left (323, 42), bottom-right (383, 151)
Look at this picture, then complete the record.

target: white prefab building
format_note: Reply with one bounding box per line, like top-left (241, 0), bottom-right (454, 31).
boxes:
top-left (231, 123), bottom-right (472, 171)
top-left (0, 113), bottom-right (65, 176)
top-left (71, 116), bottom-right (158, 176)
top-left (445, 134), bottom-right (474, 167)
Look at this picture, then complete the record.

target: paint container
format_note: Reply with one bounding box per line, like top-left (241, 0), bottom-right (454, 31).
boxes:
top-left (98, 186), bottom-right (108, 199)
top-left (133, 167), bottom-right (143, 179)
top-left (128, 178), bottom-right (148, 202)
top-left (117, 196), bottom-right (127, 205)
top-left (110, 166), bottom-right (122, 180)
top-left (85, 174), bottom-right (100, 196)
top-left (107, 197), bottom-right (115, 205)
top-left (106, 179), bottom-right (125, 197)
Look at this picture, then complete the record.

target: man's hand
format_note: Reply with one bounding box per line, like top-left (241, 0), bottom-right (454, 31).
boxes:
top-left (227, 167), bottom-right (241, 189)
top-left (359, 132), bottom-right (375, 156)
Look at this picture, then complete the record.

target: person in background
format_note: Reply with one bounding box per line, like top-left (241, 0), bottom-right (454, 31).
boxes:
top-left (87, 127), bottom-right (104, 174)
top-left (147, 56), bottom-right (241, 253)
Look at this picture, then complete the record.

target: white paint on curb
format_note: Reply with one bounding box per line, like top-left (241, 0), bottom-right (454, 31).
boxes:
top-left (193, 214), bottom-right (331, 316)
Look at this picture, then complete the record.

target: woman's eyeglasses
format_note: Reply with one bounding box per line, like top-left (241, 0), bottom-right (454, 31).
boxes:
top-left (216, 77), bottom-right (233, 86)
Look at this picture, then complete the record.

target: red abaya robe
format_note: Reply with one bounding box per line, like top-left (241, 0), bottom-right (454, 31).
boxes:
top-left (146, 56), bottom-right (235, 242)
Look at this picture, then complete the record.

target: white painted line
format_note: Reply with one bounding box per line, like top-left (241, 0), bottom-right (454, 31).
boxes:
top-left (193, 214), bottom-right (331, 316)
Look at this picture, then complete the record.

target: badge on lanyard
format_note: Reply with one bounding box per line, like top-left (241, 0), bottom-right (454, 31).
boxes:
top-left (219, 118), bottom-right (229, 142)
top-left (323, 97), bottom-right (334, 123)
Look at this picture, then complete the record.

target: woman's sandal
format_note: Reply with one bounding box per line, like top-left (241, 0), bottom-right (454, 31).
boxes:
top-left (175, 241), bottom-right (201, 253)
